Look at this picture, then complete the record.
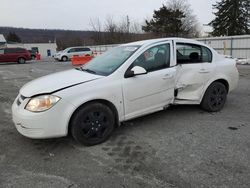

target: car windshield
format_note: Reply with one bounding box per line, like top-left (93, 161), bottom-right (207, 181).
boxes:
top-left (63, 48), bottom-right (70, 53)
top-left (81, 45), bottom-right (140, 76)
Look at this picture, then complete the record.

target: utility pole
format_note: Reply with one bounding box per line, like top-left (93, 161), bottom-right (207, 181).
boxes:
top-left (126, 15), bottom-right (130, 33)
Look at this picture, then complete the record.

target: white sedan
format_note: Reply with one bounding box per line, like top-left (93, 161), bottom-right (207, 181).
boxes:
top-left (12, 38), bottom-right (239, 145)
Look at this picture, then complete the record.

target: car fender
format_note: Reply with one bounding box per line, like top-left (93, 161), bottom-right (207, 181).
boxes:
top-left (55, 80), bottom-right (124, 135)
top-left (59, 53), bottom-right (68, 59)
top-left (65, 97), bottom-right (123, 135)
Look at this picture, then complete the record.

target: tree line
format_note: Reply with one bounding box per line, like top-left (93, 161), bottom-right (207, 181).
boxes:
top-left (2, 0), bottom-right (250, 49)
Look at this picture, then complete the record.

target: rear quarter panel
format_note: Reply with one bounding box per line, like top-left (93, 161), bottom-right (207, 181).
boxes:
top-left (202, 56), bottom-right (239, 100)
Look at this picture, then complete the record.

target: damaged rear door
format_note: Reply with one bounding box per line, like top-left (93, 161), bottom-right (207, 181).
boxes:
top-left (175, 42), bottom-right (214, 102)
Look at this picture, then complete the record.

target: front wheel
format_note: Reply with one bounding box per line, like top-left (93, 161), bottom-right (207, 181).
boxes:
top-left (70, 103), bottom-right (115, 146)
top-left (201, 82), bottom-right (227, 112)
top-left (61, 56), bottom-right (68, 62)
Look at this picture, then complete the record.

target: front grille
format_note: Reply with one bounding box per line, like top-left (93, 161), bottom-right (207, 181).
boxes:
top-left (20, 95), bottom-right (26, 100)
top-left (16, 94), bottom-right (27, 106)
top-left (17, 98), bottom-right (21, 106)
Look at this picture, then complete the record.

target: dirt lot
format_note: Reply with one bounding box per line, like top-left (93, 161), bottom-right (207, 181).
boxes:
top-left (0, 62), bottom-right (250, 188)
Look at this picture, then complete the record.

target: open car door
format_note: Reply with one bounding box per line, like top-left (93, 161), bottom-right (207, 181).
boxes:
top-left (175, 42), bottom-right (215, 103)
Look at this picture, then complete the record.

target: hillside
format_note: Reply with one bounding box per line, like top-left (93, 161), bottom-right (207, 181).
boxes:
top-left (0, 27), bottom-right (154, 50)
top-left (0, 27), bottom-right (98, 50)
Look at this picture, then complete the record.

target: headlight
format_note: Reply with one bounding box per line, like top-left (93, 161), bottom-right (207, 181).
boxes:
top-left (25, 95), bottom-right (61, 112)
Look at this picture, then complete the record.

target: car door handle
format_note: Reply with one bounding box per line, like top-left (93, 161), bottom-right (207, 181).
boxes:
top-left (162, 74), bottom-right (174, 79)
top-left (199, 69), bottom-right (210, 73)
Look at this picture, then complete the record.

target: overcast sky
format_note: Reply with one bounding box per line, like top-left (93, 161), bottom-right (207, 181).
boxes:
top-left (0, 0), bottom-right (216, 31)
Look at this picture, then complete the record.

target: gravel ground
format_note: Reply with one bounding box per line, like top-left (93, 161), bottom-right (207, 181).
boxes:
top-left (0, 61), bottom-right (250, 188)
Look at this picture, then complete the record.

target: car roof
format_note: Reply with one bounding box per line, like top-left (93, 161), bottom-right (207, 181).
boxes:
top-left (122, 37), bottom-right (208, 48)
top-left (0, 47), bottom-right (26, 50)
top-left (65, 46), bottom-right (90, 49)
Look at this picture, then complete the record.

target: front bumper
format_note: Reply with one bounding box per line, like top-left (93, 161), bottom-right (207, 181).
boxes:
top-left (54, 57), bottom-right (60, 61)
top-left (12, 94), bottom-right (75, 139)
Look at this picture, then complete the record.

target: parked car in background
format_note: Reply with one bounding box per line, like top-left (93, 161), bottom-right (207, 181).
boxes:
top-left (28, 50), bottom-right (36, 59)
top-left (54, 47), bottom-right (93, 61)
top-left (12, 38), bottom-right (239, 146)
top-left (0, 48), bottom-right (31, 64)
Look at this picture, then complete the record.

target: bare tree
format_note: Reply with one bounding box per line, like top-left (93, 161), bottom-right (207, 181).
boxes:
top-left (89, 18), bottom-right (103, 44)
top-left (105, 16), bottom-right (117, 33)
top-left (117, 16), bottom-right (129, 33)
top-left (130, 19), bottom-right (143, 34)
top-left (89, 15), bottom-right (156, 45)
top-left (167, 0), bottom-right (201, 37)
top-left (103, 15), bottom-right (119, 43)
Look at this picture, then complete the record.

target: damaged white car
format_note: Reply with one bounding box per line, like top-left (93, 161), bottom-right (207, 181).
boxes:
top-left (12, 38), bottom-right (239, 145)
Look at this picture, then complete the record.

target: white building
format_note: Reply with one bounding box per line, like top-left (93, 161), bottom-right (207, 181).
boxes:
top-left (0, 33), bottom-right (57, 59)
top-left (0, 34), bottom-right (7, 48)
top-left (197, 35), bottom-right (250, 59)
top-left (7, 42), bottom-right (57, 59)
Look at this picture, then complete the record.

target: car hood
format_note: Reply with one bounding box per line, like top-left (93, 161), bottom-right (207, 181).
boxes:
top-left (20, 69), bottom-right (103, 97)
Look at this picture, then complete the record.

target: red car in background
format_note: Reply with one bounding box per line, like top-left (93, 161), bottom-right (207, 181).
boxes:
top-left (0, 48), bottom-right (31, 64)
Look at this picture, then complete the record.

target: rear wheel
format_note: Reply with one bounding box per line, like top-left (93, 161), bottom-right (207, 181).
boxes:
top-left (201, 82), bottom-right (227, 112)
top-left (18, 57), bottom-right (26, 64)
top-left (70, 103), bottom-right (115, 146)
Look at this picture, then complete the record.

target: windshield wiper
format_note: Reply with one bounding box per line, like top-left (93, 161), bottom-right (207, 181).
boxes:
top-left (81, 68), bottom-right (97, 74)
top-left (75, 67), bottom-right (98, 75)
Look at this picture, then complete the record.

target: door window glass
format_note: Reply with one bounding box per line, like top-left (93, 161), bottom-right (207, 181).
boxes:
top-left (176, 43), bottom-right (202, 64)
top-left (4, 48), bottom-right (25, 54)
top-left (176, 43), bottom-right (213, 64)
top-left (68, 48), bottom-right (76, 53)
top-left (76, 48), bottom-right (84, 52)
top-left (201, 46), bottom-right (212, 62)
top-left (77, 48), bottom-right (91, 52)
top-left (132, 44), bottom-right (170, 72)
top-left (4, 48), bottom-right (14, 54)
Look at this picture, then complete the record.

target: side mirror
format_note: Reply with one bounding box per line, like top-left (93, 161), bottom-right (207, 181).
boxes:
top-left (125, 66), bottom-right (147, 78)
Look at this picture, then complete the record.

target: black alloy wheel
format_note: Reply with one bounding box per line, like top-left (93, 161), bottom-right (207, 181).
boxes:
top-left (71, 103), bottom-right (115, 146)
top-left (201, 82), bottom-right (227, 112)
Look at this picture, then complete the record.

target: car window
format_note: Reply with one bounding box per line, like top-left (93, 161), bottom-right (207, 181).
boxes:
top-left (4, 48), bottom-right (15, 54)
top-left (4, 48), bottom-right (25, 54)
top-left (75, 48), bottom-right (83, 52)
top-left (0, 49), bottom-right (4, 54)
top-left (77, 48), bottom-right (91, 52)
top-left (68, 48), bottom-right (76, 53)
top-left (132, 43), bottom-right (170, 72)
top-left (15, 48), bottom-right (26, 53)
top-left (176, 43), bottom-right (202, 64)
top-left (82, 45), bottom-right (140, 76)
top-left (201, 46), bottom-right (213, 62)
top-left (176, 43), bottom-right (212, 64)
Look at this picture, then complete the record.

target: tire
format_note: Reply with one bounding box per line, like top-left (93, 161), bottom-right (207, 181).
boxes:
top-left (201, 82), bottom-right (227, 112)
top-left (18, 57), bottom-right (26, 64)
top-left (61, 56), bottom-right (68, 62)
top-left (70, 103), bottom-right (115, 146)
